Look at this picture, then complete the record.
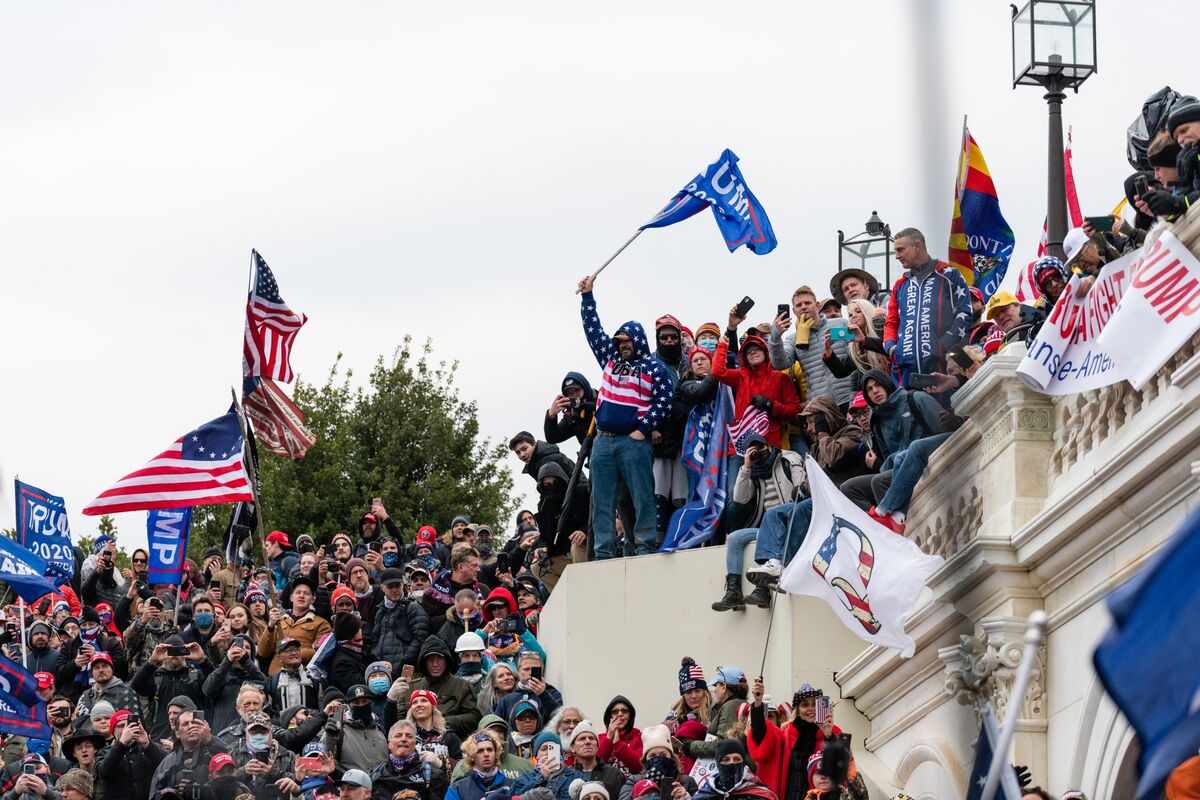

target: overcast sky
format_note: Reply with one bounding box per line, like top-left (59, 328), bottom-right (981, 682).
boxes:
top-left (1, 0), bottom-right (1189, 550)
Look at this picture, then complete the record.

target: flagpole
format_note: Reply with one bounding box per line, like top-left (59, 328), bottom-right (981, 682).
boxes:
top-left (955, 115), bottom-right (969, 196)
top-left (574, 229), bottom-right (645, 294)
top-left (231, 387), bottom-right (270, 571)
top-left (980, 610), bottom-right (1047, 800)
top-left (18, 598), bottom-right (28, 670)
top-left (172, 582), bottom-right (182, 628)
top-left (758, 485), bottom-right (806, 678)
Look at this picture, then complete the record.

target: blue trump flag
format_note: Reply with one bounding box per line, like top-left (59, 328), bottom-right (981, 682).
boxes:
top-left (1094, 507), bottom-right (1200, 798)
top-left (641, 149), bottom-right (777, 255)
top-left (146, 508), bottom-right (192, 585)
top-left (0, 690), bottom-right (49, 740)
top-left (0, 535), bottom-right (56, 604)
top-left (14, 479), bottom-right (74, 587)
top-left (661, 385), bottom-right (734, 551)
top-left (0, 654), bottom-right (45, 708)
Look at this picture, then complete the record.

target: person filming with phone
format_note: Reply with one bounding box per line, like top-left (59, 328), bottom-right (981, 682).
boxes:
top-left (509, 732), bottom-right (582, 800)
top-left (95, 709), bottom-right (166, 800)
top-left (131, 636), bottom-right (209, 742)
top-left (230, 711), bottom-right (299, 800)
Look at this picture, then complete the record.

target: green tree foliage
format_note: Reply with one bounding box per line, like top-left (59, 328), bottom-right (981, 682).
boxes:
top-left (187, 338), bottom-right (515, 561)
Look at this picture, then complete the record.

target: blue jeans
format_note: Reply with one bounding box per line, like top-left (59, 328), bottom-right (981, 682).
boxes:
top-left (591, 434), bottom-right (657, 558)
top-left (725, 528), bottom-right (759, 575)
top-left (877, 433), bottom-right (952, 514)
top-left (752, 500), bottom-right (813, 566)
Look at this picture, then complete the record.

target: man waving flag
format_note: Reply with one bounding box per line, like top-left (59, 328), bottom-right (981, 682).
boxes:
top-left (83, 408), bottom-right (253, 515)
top-left (779, 456), bottom-right (943, 657)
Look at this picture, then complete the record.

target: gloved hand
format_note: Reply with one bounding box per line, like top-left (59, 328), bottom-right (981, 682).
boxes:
top-left (794, 315), bottom-right (815, 347)
top-left (1012, 764), bottom-right (1032, 789)
top-left (1144, 190), bottom-right (1188, 218)
top-left (386, 676), bottom-right (411, 703)
top-left (749, 395), bottom-right (773, 413)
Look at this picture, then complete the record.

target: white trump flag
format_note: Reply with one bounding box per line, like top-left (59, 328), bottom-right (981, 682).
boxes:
top-left (779, 456), bottom-right (944, 658)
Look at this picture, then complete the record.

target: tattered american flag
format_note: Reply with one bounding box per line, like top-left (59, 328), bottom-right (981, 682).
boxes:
top-left (728, 406), bottom-right (770, 455)
top-left (243, 376), bottom-right (317, 459)
top-left (243, 250), bottom-right (307, 383)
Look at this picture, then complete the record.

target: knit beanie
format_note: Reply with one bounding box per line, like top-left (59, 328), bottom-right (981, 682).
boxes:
top-left (807, 752), bottom-right (823, 785)
top-left (687, 347), bottom-right (713, 365)
top-left (565, 720), bottom-right (600, 751)
top-left (331, 585), bottom-right (357, 608)
top-left (696, 322), bottom-right (722, 340)
top-left (332, 612), bottom-right (361, 643)
top-left (365, 661), bottom-right (392, 681)
top-left (1168, 97), bottom-right (1200, 136)
top-left (677, 657), bottom-right (707, 695)
top-left (57, 769), bottom-right (93, 799)
top-left (572, 781), bottom-right (609, 800)
top-left (640, 724), bottom-right (672, 758)
top-left (715, 738), bottom-right (745, 763)
top-left (90, 701), bottom-right (115, 720)
top-left (532, 731), bottom-right (561, 754)
top-left (167, 695), bottom-right (197, 713)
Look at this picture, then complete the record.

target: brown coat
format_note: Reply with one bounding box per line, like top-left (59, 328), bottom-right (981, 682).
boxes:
top-left (256, 610), bottom-right (331, 673)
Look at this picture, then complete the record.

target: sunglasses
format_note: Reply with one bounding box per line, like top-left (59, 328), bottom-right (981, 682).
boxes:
top-left (132, 558), bottom-right (148, 564)
top-left (657, 334), bottom-right (680, 342)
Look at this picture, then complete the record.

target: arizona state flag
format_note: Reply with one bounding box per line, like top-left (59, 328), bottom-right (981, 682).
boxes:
top-left (948, 127), bottom-right (1016, 300)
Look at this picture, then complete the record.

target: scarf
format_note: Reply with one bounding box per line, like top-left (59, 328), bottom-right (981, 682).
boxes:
top-left (474, 768), bottom-right (499, 783)
top-left (276, 668), bottom-right (313, 711)
top-left (389, 751), bottom-right (419, 773)
top-left (383, 597), bottom-right (397, 610)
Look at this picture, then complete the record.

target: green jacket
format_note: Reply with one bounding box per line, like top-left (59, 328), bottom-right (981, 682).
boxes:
top-left (392, 636), bottom-right (482, 737)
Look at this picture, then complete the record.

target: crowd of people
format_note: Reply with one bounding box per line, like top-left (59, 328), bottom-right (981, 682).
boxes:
top-left (4, 93), bottom-right (1199, 800)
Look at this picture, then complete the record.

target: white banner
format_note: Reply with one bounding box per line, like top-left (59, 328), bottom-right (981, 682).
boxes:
top-left (1018, 232), bottom-right (1200, 394)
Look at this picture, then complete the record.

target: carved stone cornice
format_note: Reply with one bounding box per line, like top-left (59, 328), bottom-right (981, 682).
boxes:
top-left (938, 617), bottom-right (1047, 730)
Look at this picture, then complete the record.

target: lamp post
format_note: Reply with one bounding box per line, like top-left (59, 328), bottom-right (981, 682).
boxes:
top-left (1011, 0), bottom-right (1096, 260)
top-left (838, 211), bottom-right (893, 289)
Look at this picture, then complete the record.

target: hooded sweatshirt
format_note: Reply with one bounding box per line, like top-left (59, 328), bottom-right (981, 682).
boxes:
top-left (861, 369), bottom-right (943, 465)
top-left (597, 695), bottom-right (643, 776)
top-left (534, 462), bottom-right (589, 555)
top-left (393, 635), bottom-right (482, 737)
top-left (544, 371), bottom-right (596, 445)
top-left (450, 715), bottom-right (534, 781)
top-left (801, 397), bottom-right (865, 487)
top-left (580, 293), bottom-right (673, 436)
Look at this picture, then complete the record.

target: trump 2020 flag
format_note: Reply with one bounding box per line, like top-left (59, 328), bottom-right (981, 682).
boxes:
top-left (15, 479), bottom-right (74, 587)
top-left (641, 149), bottom-right (778, 255)
top-left (1093, 506), bottom-right (1200, 799)
top-left (0, 536), bottom-right (57, 604)
top-left (661, 386), bottom-right (734, 552)
top-left (0, 690), bottom-right (49, 740)
top-left (83, 408), bottom-right (253, 515)
top-left (146, 508), bottom-right (193, 585)
top-left (0, 655), bottom-right (45, 709)
top-left (779, 456), bottom-right (943, 658)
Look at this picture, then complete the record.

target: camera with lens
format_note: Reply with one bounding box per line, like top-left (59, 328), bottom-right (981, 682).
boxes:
top-left (497, 617), bottom-right (521, 634)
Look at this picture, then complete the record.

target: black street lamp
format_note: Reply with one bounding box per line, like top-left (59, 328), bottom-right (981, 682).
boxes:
top-left (1011, 0), bottom-right (1096, 260)
top-left (838, 211), bottom-right (894, 289)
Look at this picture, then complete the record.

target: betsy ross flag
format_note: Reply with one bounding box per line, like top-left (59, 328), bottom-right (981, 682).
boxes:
top-left (641, 149), bottom-right (778, 255)
top-left (243, 377), bottom-right (317, 459)
top-left (948, 126), bottom-right (1015, 300)
top-left (83, 409), bottom-right (253, 515)
top-left (780, 456), bottom-right (943, 658)
top-left (244, 250), bottom-right (307, 383)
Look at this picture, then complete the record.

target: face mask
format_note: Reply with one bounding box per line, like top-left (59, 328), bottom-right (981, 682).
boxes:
top-left (382, 552), bottom-right (399, 567)
top-left (645, 756), bottom-right (678, 781)
top-left (194, 612), bottom-right (214, 629)
top-left (458, 662), bottom-right (483, 676)
top-left (99, 612), bottom-right (113, 625)
top-left (247, 733), bottom-right (270, 751)
top-left (350, 704), bottom-right (373, 723)
top-left (699, 339), bottom-right (717, 354)
top-left (409, 589), bottom-right (426, 600)
top-left (369, 678), bottom-right (390, 694)
top-left (146, 620), bottom-right (163, 632)
top-left (716, 763), bottom-right (743, 791)
top-left (80, 626), bottom-right (100, 642)
top-left (477, 541), bottom-right (494, 558)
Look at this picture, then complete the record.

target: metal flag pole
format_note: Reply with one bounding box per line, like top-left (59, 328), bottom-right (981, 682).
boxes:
top-left (758, 484), bottom-right (807, 678)
top-left (172, 582), bottom-right (183, 628)
top-left (574, 229), bottom-right (644, 294)
top-left (230, 387), bottom-right (270, 571)
top-left (18, 598), bottom-right (28, 669)
top-left (980, 610), bottom-right (1048, 800)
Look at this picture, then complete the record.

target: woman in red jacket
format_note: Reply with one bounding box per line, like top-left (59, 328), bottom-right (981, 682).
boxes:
top-left (597, 694), bottom-right (644, 778)
top-left (746, 680), bottom-right (841, 800)
top-left (711, 335), bottom-right (801, 449)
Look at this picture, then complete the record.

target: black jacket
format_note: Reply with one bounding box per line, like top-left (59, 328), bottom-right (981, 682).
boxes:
top-left (370, 758), bottom-right (449, 800)
top-left (370, 597), bottom-right (429, 673)
top-left (543, 372), bottom-right (596, 445)
top-left (96, 738), bottom-right (167, 800)
top-left (326, 645), bottom-right (368, 696)
top-left (202, 656), bottom-right (268, 735)
top-left (521, 442), bottom-right (576, 484)
top-left (55, 634), bottom-right (129, 703)
top-left (131, 661), bottom-right (211, 741)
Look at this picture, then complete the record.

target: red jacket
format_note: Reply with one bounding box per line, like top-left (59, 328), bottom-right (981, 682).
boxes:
top-left (597, 726), bottom-right (643, 775)
top-left (712, 337), bottom-right (801, 448)
top-left (747, 718), bottom-right (841, 800)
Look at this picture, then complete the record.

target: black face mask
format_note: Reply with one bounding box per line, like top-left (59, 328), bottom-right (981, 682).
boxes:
top-left (658, 342), bottom-right (683, 363)
top-left (716, 763), bottom-right (742, 791)
top-left (350, 703), bottom-right (373, 723)
top-left (645, 756), bottom-right (677, 781)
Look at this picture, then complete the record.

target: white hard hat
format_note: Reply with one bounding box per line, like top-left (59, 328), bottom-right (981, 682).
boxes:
top-left (456, 632), bottom-right (485, 653)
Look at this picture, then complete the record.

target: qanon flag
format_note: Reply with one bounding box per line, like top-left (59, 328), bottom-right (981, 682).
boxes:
top-left (779, 457), bottom-right (943, 658)
top-left (15, 479), bottom-right (74, 587)
top-left (641, 149), bottom-right (778, 255)
top-left (948, 127), bottom-right (1016, 300)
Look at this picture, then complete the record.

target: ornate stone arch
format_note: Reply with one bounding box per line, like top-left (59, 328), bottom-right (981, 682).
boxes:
top-left (891, 739), bottom-right (965, 800)
top-left (1068, 674), bottom-right (1139, 799)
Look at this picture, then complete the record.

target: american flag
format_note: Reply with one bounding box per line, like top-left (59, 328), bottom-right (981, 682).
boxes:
top-left (82, 409), bottom-right (253, 515)
top-left (1017, 131), bottom-right (1084, 303)
top-left (243, 376), bottom-right (317, 459)
top-left (727, 406), bottom-right (770, 455)
top-left (243, 250), bottom-right (307, 383)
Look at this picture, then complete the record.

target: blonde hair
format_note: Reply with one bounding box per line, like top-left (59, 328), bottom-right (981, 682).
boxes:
top-left (463, 729), bottom-right (503, 768)
top-left (406, 699), bottom-right (448, 734)
top-left (845, 299), bottom-right (889, 374)
top-left (669, 691), bottom-right (712, 726)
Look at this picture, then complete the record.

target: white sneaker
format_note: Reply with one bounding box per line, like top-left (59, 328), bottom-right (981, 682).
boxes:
top-left (748, 559), bottom-right (782, 579)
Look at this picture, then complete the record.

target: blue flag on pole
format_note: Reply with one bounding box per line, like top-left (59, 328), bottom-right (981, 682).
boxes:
top-left (0, 690), bottom-right (49, 740)
top-left (965, 703), bottom-right (1023, 800)
top-left (660, 386), bottom-right (733, 551)
top-left (1093, 507), bottom-right (1200, 799)
top-left (641, 149), bottom-right (778, 255)
top-left (0, 535), bottom-right (56, 604)
top-left (0, 655), bottom-right (45, 708)
top-left (146, 508), bottom-right (192, 585)
top-left (15, 479), bottom-right (74, 588)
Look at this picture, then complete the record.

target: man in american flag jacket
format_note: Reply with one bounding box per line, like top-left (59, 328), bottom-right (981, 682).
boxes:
top-left (577, 275), bottom-right (674, 559)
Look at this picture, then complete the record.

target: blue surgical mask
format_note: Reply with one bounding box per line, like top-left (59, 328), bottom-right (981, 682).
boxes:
top-left (247, 732), bottom-right (270, 750)
top-left (369, 678), bottom-right (390, 694)
top-left (383, 552), bottom-right (399, 567)
top-left (194, 612), bottom-right (214, 629)
top-left (699, 339), bottom-right (717, 354)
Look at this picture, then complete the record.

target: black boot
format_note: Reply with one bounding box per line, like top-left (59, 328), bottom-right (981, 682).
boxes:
top-left (745, 582), bottom-right (773, 608)
top-left (712, 574), bottom-right (745, 612)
